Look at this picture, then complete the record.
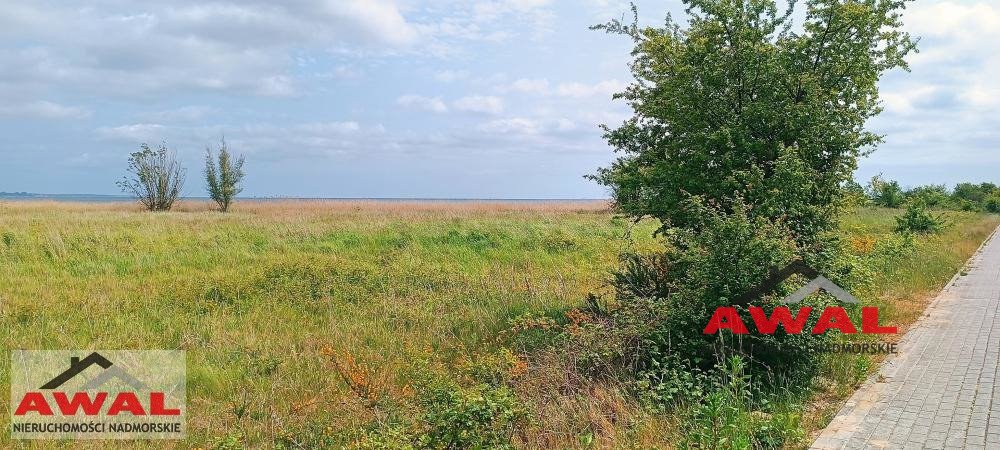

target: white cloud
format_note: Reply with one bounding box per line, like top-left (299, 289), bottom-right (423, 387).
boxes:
top-left (553, 79), bottom-right (625, 98)
top-left (0, 1), bottom-right (421, 99)
top-left (96, 123), bottom-right (167, 142)
top-left (138, 106), bottom-right (215, 122)
top-left (866, 0), bottom-right (1000, 170)
top-left (256, 75), bottom-right (297, 97)
top-left (434, 70), bottom-right (470, 82)
top-left (477, 116), bottom-right (578, 136)
top-left (397, 95), bottom-right (449, 113)
top-left (0, 101), bottom-right (91, 119)
top-left (453, 95), bottom-right (505, 114)
top-left (505, 78), bottom-right (551, 95)
top-left (501, 78), bottom-right (625, 98)
top-left (331, 0), bottom-right (420, 46)
top-left (478, 117), bottom-right (541, 134)
top-left (880, 85), bottom-right (939, 116)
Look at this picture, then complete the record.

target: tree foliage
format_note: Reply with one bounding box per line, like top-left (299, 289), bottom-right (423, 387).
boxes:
top-left (580, 0), bottom-right (916, 381)
top-left (592, 0), bottom-right (917, 248)
top-left (118, 143), bottom-right (185, 211)
top-left (204, 139), bottom-right (246, 213)
top-left (894, 200), bottom-right (945, 234)
top-left (866, 175), bottom-right (905, 208)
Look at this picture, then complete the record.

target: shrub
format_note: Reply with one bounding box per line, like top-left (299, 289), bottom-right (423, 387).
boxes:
top-left (894, 201), bottom-right (946, 234)
top-left (410, 373), bottom-right (522, 449)
top-left (952, 182), bottom-right (996, 204)
top-left (204, 138), bottom-right (246, 213)
top-left (677, 356), bottom-right (803, 450)
top-left (840, 181), bottom-right (871, 209)
top-left (355, 353), bottom-right (525, 450)
top-left (643, 202), bottom-right (837, 377)
top-left (117, 143), bottom-right (185, 211)
top-left (985, 195), bottom-right (1000, 214)
top-left (866, 176), bottom-right (905, 208)
top-left (904, 184), bottom-right (950, 208)
top-left (574, 201), bottom-right (834, 379)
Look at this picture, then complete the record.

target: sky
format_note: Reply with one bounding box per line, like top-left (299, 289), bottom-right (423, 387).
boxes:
top-left (0, 0), bottom-right (997, 198)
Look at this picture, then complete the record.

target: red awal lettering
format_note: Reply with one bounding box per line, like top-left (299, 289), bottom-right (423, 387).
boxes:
top-left (703, 306), bottom-right (896, 334)
top-left (13, 392), bottom-right (180, 416)
top-left (53, 392), bottom-right (107, 415)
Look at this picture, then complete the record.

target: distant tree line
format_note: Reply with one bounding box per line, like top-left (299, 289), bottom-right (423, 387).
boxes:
top-left (844, 176), bottom-right (1000, 213)
top-left (118, 138), bottom-right (246, 212)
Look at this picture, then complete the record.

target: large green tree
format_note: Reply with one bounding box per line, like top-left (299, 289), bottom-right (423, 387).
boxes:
top-left (593, 0), bottom-right (916, 249)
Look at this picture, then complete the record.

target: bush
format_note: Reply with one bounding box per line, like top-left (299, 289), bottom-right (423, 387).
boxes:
top-left (905, 184), bottom-right (950, 208)
top-left (640, 201), bottom-right (833, 375)
top-left (204, 138), bottom-right (246, 213)
top-left (677, 356), bottom-right (803, 450)
top-left (866, 176), bottom-right (905, 208)
top-left (840, 181), bottom-right (871, 209)
top-left (355, 353), bottom-right (525, 450)
top-left (117, 143), bottom-right (185, 211)
top-left (894, 201), bottom-right (946, 234)
top-left (985, 195), bottom-right (1000, 214)
top-left (410, 373), bottom-right (522, 449)
top-left (952, 182), bottom-right (996, 204)
top-left (572, 201), bottom-right (834, 380)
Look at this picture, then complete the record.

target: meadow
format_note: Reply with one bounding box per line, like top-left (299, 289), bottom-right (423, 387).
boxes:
top-left (0, 201), bottom-right (995, 448)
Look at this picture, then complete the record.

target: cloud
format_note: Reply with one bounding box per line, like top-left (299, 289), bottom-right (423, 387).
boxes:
top-left (865, 0), bottom-right (1000, 171)
top-left (477, 116), bottom-right (577, 136)
top-left (398, 94), bottom-right (506, 115)
top-left (397, 95), bottom-right (449, 113)
top-left (553, 80), bottom-right (625, 98)
top-left (0, 101), bottom-right (91, 119)
top-left (505, 78), bottom-right (551, 95)
top-left (138, 106), bottom-right (216, 123)
top-left (502, 78), bottom-right (625, 98)
top-left (96, 123), bottom-right (168, 142)
top-left (478, 117), bottom-right (541, 134)
top-left (0, 1), bottom-right (421, 99)
top-left (434, 70), bottom-right (470, 83)
top-left (453, 95), bottom-right (505, 114)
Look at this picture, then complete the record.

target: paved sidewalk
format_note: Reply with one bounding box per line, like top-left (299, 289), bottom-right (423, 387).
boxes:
top-left (812, 227), bottom-right (1000, 450)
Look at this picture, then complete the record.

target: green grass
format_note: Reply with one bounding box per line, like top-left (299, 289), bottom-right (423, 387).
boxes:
top-left (0, 202), bottom-right (995, 448)
top-left (0, 201), bottom-right (657, 448)
top-left (797, 208), bottom-right (1000, 446)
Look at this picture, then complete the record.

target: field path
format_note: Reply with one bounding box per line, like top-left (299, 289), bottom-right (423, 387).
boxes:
top-left (812, 227), bottom-right (1000, 449)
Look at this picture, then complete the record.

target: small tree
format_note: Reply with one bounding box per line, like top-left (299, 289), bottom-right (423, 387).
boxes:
top-left (204, 138), bottom-right (245, 212)
top-left (867, 175), bottom-right (905, 208)
top-left (588, 0), bottom-right (916, 376)
top-left (118, 143), bottom-right (185, 211)
top-left (591, 0), bottom-right (916, 247)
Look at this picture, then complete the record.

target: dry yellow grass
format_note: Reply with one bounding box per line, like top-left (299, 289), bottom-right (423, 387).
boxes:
top-left (0, 199), bottom-right (650, 448)
top-left (1, 201), bottom-right (994, 448)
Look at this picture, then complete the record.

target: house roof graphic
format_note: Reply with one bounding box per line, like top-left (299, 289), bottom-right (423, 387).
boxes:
top-left (40, 352), bottom-right (146, 390)
top-left (737, 259), bottom-right (858, 305)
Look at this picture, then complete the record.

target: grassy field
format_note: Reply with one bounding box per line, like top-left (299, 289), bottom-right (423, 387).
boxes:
top-left (0, 200), bottom-right (658, 448)
top-left (0, 201), bottom-right (996, 448)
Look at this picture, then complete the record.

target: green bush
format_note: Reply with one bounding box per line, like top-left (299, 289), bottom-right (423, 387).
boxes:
top-left (357, 355), bottom-right (525, 450)
top-left (840, 181), bottom-right (871, 209)
top-left (985, 195), bottom-right (1000, 214)
top-left (894, 202), bottom-right (946, 234)
top-left (904, 184), bottom-right (950, 208)
top-left (866, 176), bottom-right (905, 208)
top-left (638, 201), bottom-right (832, 375)
top-left (676, 356), bottom-right (803, 450)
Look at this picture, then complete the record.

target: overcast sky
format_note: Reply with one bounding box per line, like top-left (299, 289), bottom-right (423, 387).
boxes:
top-left (0, 0), bottom-right (996, 198)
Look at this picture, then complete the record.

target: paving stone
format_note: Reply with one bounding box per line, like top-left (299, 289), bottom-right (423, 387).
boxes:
top-left (811, 227), bottom-right (1000, 449)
